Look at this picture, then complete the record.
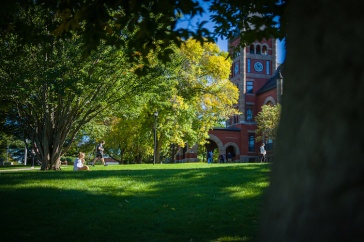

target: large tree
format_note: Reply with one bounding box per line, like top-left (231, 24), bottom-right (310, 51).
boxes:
top-left (104, 39), bottom-right (238, 164)
top-left (0, 4), bottom-right (145, 170)
top-left (258, 1), bottom-right (364, 241)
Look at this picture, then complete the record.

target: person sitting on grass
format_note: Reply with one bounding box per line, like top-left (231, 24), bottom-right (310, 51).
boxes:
top-left (73, 152), bottom-right (90, 171)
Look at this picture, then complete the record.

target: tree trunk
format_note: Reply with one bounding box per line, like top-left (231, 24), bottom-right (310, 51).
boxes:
top-left (259, 1), bottom-right (364, 241)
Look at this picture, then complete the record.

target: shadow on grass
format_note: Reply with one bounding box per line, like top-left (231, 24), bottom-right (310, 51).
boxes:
top-left (0, 164), bottom-right (270, 242)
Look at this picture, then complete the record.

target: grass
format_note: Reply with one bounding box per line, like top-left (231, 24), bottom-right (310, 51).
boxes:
top-left (0, 163), bottom-right (270, 242)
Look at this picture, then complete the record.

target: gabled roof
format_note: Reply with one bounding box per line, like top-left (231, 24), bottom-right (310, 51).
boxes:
top-left (256, 64), bottom-right (284, 95)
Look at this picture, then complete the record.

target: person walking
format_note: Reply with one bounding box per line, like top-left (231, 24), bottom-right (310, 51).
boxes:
top-left (227, 152), bottom-right (232, 162)
top-left (260, 143), bottom-right (266, 162)
top-left (91, 140), bottom-right (108, 166)
top-left (219, 154), bottom-right (225, 163)
top-left (207, 150), bottom-right (213, 164)
top-left (73, 152), bottom-right (90, 171)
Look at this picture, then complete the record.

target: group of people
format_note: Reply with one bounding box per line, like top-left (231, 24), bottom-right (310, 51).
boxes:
top-left (75, 141), bottom-right (267, 170)
top-left (73, 140), bottom-right (108, 171)
top-left (207, 151), bottom-right (233, 163)
top-left (219, 152), bottom-right (233, 163)
top-left (206, 143), bottom-right (267, 163)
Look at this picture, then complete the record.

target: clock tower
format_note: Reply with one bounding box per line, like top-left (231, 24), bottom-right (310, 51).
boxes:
top-left (205, 35), bottom-right (281, 162)
top-left (229, 37), bottom-right (277, 125)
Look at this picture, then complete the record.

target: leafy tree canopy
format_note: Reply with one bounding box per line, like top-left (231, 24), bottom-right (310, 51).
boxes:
top-left (0, 0), bottom-right (287, 61)
top-left (0, 3), bottom-right (149, 169)
top-left (103, 38), bottom-right (238, 163)
top-left (255, 104), bottom-right (281, 143)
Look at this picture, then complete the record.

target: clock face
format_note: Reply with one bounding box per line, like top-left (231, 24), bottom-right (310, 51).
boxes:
top-left (234, 63), bottom-right (239, 74)
top-left (254, 61), bottom-right (263, 72)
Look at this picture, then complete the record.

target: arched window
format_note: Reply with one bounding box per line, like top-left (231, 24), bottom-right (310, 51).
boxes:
top-left (250, 44), bottom-right (255, 54)
top-left (256, 45), bottom-right (261, 54)
top-left (262, 45), bottom-right (268, 55)
top-left (264, 97), bottom-right (276, 106)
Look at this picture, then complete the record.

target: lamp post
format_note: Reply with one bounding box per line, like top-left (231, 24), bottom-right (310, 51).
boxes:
top-left (153, 111), bottom-right (158, 165)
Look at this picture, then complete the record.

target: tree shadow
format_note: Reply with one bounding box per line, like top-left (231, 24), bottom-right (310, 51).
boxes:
top-left (0, 164), bottom-right (270, 242)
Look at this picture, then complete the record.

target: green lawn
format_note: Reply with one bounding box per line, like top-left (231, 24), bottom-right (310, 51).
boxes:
top-left (0, 163), bottom-right (270, 242)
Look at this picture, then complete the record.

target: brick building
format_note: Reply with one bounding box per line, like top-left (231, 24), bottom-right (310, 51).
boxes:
top-left (176, 35), bottom-right (283, 163)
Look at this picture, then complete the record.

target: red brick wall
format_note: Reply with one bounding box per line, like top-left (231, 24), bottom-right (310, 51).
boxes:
top-left (256, 89), bottom-right (277, 113)
top-left (235, 123), bottom-right (258, 155)
top-left (209, 129), bottom-right (241, 146)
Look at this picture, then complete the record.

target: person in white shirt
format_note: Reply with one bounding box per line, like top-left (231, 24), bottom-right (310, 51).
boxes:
top-left (73, 152), bottom-right (90, 171)
top-left (260, 143), bottom-right (267, 162)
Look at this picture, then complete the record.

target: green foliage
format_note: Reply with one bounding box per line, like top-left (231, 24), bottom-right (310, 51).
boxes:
top-left (0, 163), bottom-right (270, 241)
top-left (209, 0), bottom-right (287, 52)
top-left (104, 38), bottom-right (239, 163)
top-left (61, 157), bottom-right (74, 164)
top-left (0, 0), bottom-right (215, 62)
top-left (0, 0), bottom-right (286, 169)
top-left (0, 3), bottom-right (148, 169)
top-left (255, 104), bottom-right (282, 142)
top-left (66, 117), bottom-right (113, 158)
top-left (0, 1), bottom-right (286, 61)
top-left (0, 133), bottom-right (26, 164)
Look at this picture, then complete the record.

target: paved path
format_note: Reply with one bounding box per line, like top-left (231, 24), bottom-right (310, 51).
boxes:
top-left (0, 167), bottom-right (41, 172)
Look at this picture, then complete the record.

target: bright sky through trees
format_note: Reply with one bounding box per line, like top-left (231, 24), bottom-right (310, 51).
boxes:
top-left (176, 1), bottom-right (286, 63)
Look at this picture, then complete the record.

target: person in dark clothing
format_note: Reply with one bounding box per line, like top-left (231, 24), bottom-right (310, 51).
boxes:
top-left (91, 140), bottom-right (108, 166)
top-left (219, 154), bottom-right (225, 163)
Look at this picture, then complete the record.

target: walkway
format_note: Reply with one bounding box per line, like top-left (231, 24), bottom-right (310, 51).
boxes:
top-left (0, 167), bottom-right (40, 172)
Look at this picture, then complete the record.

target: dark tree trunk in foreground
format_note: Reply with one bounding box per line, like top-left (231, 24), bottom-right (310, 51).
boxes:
top-left (259, 1), bottom-right (364, 241)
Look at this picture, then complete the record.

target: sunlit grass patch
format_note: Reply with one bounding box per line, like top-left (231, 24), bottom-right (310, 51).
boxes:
top-left (0, 162), bottom-right (270, 242)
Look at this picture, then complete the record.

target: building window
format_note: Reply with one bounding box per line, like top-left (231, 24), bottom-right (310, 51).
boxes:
top-left (265, 138), bottom-right (273, 151)
top-left (262, 45), bottom-right (268, 55)
top-left (226, 118), bottom-right (231, 126)
top-left (249, 44), bottom-right (255, 54)
top-left (234, 62), bottom-right (239, 76)
top-left (248, 134), bottom-right (255, 152)
top-left (266, 60), bottom-right (270, 75)
top-left (246, 81), bottom-right (253, 94)
top-left (256, 45), bottom-right (261, 54)
top-left (266, 101), bottom-right (274, 106)
top-left (246, 105), bottom-right (253, 121)
top-left (233, 115), bottom-right (239, 124)
top-left (247, 59), bottom-right (251, 73)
